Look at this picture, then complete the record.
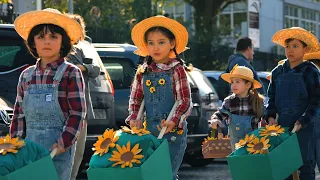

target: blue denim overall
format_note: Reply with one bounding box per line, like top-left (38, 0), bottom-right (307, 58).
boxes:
top-left (22, 62), bottom-right (75, 180)
top-left (312, 106), bottom-right (320, 173)
top-left (220, 108), bottom-right (253, 151)
top-left (275, 69), bottom-right (315, 180)
top-left (143, 70), bottom-right (187, 180)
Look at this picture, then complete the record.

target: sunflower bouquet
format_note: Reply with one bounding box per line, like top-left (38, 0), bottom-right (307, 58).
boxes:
top-left (0, 135), bottom-right (58, 179)
top-left (227, 125), bottom-right (303, 180)
top-left (202, 129), bottom-right (232, 159)
top-left (87, 124), bottom-right (172, 180)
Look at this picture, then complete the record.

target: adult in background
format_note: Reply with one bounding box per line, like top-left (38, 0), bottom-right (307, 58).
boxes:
top-left (65, 14), bottom-right (100, 180)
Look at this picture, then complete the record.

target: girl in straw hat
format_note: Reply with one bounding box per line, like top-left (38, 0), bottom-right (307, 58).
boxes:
top-left (210, 65), bottom-right (264, 151)
top-left (126, 15), bottom-right (192, 180)
top-left (266, 27), bottom-right (320, 179)
top-left (11, 8), bottom-right (86, 180)
top-left (303, 50), bottom-right (320, 174)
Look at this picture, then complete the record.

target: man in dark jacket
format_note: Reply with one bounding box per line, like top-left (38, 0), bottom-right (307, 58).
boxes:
top-left (66, 14), bottom-right (100, 180)
top-left (225, 37), bottom-right (265, 95)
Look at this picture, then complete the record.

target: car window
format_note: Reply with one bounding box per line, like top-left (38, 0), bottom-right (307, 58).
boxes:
top-left (0, 38), bottom-right (36, 72)
top-left (101, 57), bottom-right (135, 89)
top-left (260, 78), bottom-right (269, 94)
top-left (188, 70), bottom-right (217, 97)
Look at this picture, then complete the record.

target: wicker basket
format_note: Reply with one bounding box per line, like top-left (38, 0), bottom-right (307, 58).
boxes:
top-left (202, 132), bottom-right (232, 159)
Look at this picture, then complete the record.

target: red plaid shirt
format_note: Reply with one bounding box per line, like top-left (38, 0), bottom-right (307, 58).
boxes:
top-left (10, 58), bottom-right (86, 149)
top-left (126, 59), bottom-right (192, 129)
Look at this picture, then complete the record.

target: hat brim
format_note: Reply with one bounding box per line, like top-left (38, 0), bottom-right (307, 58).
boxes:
top-left (272, 28), bottom-right (319, 53)
top-left (131, 16), bottom-right (188, 58)
top-left (304, 51), bottom-right (320, 60)
top-left (14, 10), bottom-right (82, 44)
top-left (221, 73), bottom-right (262, 89)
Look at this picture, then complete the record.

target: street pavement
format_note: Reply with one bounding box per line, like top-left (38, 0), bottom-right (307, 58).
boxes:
top-left (78, 159), bottom-right (320, 180)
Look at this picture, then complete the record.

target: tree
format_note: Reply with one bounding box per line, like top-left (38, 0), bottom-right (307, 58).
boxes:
top-left (43, 0), bottom-right (68, 12)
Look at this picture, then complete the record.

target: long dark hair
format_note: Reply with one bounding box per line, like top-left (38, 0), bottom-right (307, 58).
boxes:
top-left (142, 26), bottom-right (187, 72)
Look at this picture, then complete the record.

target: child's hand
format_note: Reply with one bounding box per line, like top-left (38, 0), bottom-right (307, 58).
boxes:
top-left (211, 121), bottom-right (218, 129)
top-left (50, 143), bottom-right (66, 156)
top-left (130, 120), bottom-right (143, 129)
top-left (268, 117), bottom-right (277, 125)
top-left (294, 121), bottom-right (302, 132)
top-left (161, 120), bottom-right (177, 134)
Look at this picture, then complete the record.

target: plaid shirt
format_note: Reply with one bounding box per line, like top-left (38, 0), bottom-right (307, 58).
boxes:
top-left (210, 93), bottom-right (260, 127)
top-left (10, 58), bottom-right (86, 149)
top-left (266, 60), bottom-right (320, 127)
top-left (125, 59), bottom-right (192, 129)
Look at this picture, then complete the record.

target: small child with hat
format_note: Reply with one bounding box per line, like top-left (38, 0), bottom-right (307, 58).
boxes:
top-left (126, 16), bottom-right (192, 180)
top-left (210, 65), bottom-right (264, 150)
top-left (11, 8), bottom-right (86, 180)
top-left (266, 27), bottom-right (320, 179)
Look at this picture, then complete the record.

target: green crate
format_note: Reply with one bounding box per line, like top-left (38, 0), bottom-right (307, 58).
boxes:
top-left (0, 155), bottom-right (59, 180)
top-left (227, 133), bottom-right (303, 180)
top-left (87, 140), bottom-right (172, 180)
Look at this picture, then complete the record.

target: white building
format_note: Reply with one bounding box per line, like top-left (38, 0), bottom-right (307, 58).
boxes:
top-left (162, 0), bottom-right (320, 54)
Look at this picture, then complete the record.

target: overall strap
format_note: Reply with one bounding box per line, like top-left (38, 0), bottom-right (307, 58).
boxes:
top-left (53, 61), bottom-right (69, 84)
top-left (24, 65), bottom-right (36, 83)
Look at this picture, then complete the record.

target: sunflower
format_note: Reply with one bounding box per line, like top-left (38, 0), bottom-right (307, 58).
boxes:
top-left (121, 126), bottom-right (150, 136)
top-left (158, 78), bottom-right (165, 85)
top-left (109, 141), bottom-right (144, 168)
top-left (247, 137), bottom-right (271, 154)
top-left (146, 80), bottom-right (152, 87)
top-left (92, 129), bottom-right (119, 156)
top-left (202, 136), bottom-right (216, 145)
top-left (235, 134), bottom-right (255, 150)
top-left (259, 125), bottom-right (285, 137)
top-left (149, 87), bottom-right (156, 93)
top-left (0, 134), bottom-right (25, 155)
top-left (177, 130), bottom-right (184, 135)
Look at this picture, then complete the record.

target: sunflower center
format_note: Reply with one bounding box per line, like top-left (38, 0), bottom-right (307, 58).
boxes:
top-left (0, 143), bottom-right (14, 150)
top-left (100, 138), bottom-right (111, 149)
top-left (267, 130), bottom-right (278, 135)
top-left (253, 142), bottom-right (263, 150)
top-left (121, 152), bottom-right (134, 162)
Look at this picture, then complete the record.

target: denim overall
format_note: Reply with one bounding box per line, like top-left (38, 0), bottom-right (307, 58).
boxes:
top-left (143, 70), bottom-right (187, 180)
top-left (22, 62), bottom-right (75, 180)
top-left (275, 68), bottom-right (315, 180)
top-left (220, 108), bottom-right (253, 151)
top-left (313, 108), bottom-right (320, 172)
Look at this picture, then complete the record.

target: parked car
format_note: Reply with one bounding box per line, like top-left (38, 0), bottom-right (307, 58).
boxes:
top-left (203, 70), bottom-right (270, 102)
top-left (0, 96), bottom-right (12, 136)
top-left (93, 43), bottom-right (217, 167)
top-left (0, 24), bottom-right (116, 174)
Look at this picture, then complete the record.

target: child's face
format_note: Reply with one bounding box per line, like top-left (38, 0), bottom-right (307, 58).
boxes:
top-left (285, 39), bottom-right (307, 63)
top-left (230, 78), bottom-right (252, 97)
top-left (146, 31), bottom-right (175, 64)
top-left (34, 29), bottom-right (62, 61)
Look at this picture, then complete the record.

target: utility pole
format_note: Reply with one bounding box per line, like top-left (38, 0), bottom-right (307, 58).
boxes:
top-left (68, 0), bottom-right (73, 14)
top-left (36, 0), bottom-right (42, 10)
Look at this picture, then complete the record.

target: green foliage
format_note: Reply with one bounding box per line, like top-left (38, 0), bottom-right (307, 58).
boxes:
top-left (43, 0), bottom-right (68, 12)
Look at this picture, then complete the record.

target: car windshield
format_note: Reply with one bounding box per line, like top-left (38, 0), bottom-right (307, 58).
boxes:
top-left (101, 57), bottom-right (136, 89)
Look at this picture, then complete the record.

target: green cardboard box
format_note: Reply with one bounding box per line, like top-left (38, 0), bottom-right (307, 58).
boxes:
top-left (227, 133), bottom-right (303, 180)
top-left (87, 140), bottom-right (172, 180)
top-left (0, 155), bottom-right (59, 180)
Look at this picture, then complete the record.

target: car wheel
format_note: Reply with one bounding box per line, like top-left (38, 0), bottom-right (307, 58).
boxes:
top-left (184, 150), bottom-right (213, 167)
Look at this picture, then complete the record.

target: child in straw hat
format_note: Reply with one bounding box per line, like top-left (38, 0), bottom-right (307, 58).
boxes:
top-left (126, 15), bottom-right (192, 180)
top-left (11, 8), bottom-right (86, 180)
top-left (266, 27), bottom-right (320, 179)
top-left (303, 50), bottom-right (320, 174)
top-left (210, 65), bottom-right (264, 151)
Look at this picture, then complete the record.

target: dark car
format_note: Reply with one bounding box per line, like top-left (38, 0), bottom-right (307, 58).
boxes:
top-left (0, 24), bottom-right (116, 173)
top-left (94, 43), bottom-right (218, 167)
top-left (0, 96), bottom-right (13, 136)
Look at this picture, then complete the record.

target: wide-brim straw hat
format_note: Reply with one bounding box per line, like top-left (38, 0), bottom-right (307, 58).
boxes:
top-left (131, 15), bottom-right (188, 58)
top-left (221, 64), bottom-right (262, 89)
top-left (14, 8), bottom-right (82, 44)
top-left (272, 27), bottom-right (320, 53)
top-left (304, 51), bottom-right (320, 60)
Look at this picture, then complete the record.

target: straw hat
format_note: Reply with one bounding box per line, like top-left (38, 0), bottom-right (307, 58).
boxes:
top-left (272, 27), bottom-right (320, 53)
top-left (304, 51), bottom-right (320, 60)
top-left (14, 8), bottom-right (82, 44)
top-left (221, 65), bottom-right (262, 89)
top-left (131, 15), bottom-right (188, 58)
